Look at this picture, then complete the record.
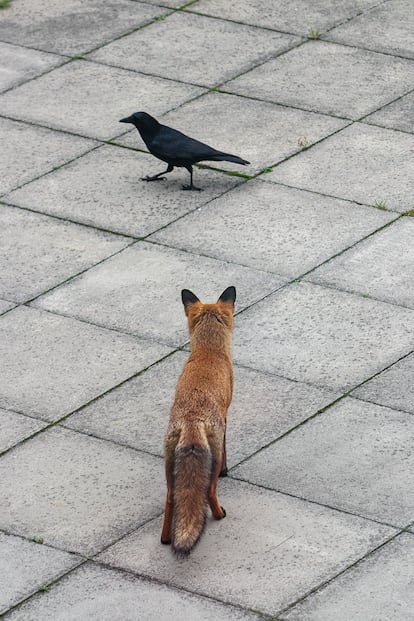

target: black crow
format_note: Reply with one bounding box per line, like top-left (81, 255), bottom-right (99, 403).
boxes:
top-left (119, 111), bottom-right (249, 190)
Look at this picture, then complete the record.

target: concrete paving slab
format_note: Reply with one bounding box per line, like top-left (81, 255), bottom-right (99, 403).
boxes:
top-left (0, 42), bottom-right (63, 93)
top-left (64, 351), bottom-right (186, 456)
top-left (0, 531), bottom-right (80, 615)
top-left (135, 92), bottom-right (346, 174)
top-left (306, 217), bottom-right (414, 308)
top-left (0, 0), bottom-right (164, 55)
top-left (0, 60), bottom-right (203, 140)
top-left (281, 533), bottom-right (414, 620)
top-left (233, 397), bottom-right (414, 525)
top-left (152, 180), bottom-right (395, 277)
top-left (5, 145), bottom-right (242, 237)
top-left (226, 40), bottom-right (414, 118)
top-left (327, 0), bottom-right (414, 59)
top-left (0, 117), bottom-right (95, 195)
top-left (98, 478), bottom-right (392, 616)
top-left (0, 409), bottom-right (46, 454)
top-left (233, 282), bottom-right (414, 391)
top-left (32, 242), bottom-right (285, 346)
top-left (89, 12), bottom-right (300, 86)
top-left (364, 89), bottom-right (414, 134)
top-left (0, 300), bottom-right (15, 314)
top-left (226, 365), bottom-right (339, 466)
top-left (194, 0), bottom-right (379, 35)
top-left (0, 204), bottom-right (131, 303)
top-left (4, 562), bottom-right (264, 621)
top-left (0, 427), bottom-right (165, 556)
top-left (64, 352), bottom-right (338, 466)
top-left (269, 123), bottom-right (414, 212)
top-left (353, 352), bottom-right (414, 415)
top-left (0, 306), bottom-right (170, 421)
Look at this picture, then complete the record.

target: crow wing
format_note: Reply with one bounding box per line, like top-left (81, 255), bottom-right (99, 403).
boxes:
top-left (148, 125), bottom-right (223, 165)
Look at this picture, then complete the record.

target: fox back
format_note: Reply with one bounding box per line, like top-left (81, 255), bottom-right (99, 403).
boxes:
top-left (161, 286), bottom-right (236, 556)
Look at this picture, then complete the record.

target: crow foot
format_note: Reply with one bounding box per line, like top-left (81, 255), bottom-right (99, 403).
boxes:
top-left (142, 176), bottom-right (166, 182)
top-left (182, 184), bottom-right (203, 191)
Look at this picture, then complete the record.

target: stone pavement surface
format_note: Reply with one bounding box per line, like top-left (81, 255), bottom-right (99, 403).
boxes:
top-left (0, 0), bottom-right (413, 619)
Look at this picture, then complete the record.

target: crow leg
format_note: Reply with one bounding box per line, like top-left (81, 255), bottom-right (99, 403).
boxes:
top-left (182, 165), bottom-right (203, 191)
top-left (142, 164), bottom-right (173, 182)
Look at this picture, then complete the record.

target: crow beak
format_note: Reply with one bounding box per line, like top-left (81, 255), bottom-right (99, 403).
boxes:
top-left (119, 116), bottom-right (132, 123)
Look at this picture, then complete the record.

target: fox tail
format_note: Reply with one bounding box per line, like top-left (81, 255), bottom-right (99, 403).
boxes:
top-left (172, 443), bottom-right (212, 557)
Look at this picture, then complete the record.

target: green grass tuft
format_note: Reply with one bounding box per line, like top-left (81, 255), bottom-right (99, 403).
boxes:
top-left (308, 29), bottom-right (321, 39)
top-left (32, 536), bottom-right (44, 544)
top-left (373, 199), bottom-right (387, 210)
top-left (0, 0), bottom-right (12, 8)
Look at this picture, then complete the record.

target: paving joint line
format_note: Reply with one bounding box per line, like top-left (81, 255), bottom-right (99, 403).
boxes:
top-left (0, 138), bottom-right (102, 200)
top-left (183, 6), bottom-right (305, 37)
top-left (0, 349), bottom-right (178, 460)
top-left (21, 238), bottom-right (140, 307)
top-left (229, 346), bottom-right (414, 472)
top-left (145, 236), bottom-right (283, 276)
top-left (82, 54), bottom-right (207, 89)
top-left (91, 509), bottom-right (165, 560)
top-left (229, 230), bottom-right (410, 327)
top-left (0, 526), bottom-right (86, 560)
top-left (216, 86), bottom-right (353, 122)
top-left (356, 85), bottom-right (414, 124)
top-left (0, 110), bottom-right (131, 144)
top-left (0, 56), bottom-right (70, 97)
top-left (183, 0), bottom-right (389, 41)
top-left (182, 0), bottom-right (387, 41)
top-left (132, 177), bottom-right (251, 238)
top-left (62, 6), bottom-right (175, 58)
top-left (93, 557), bottom-right (271, 619)
top-left (0, 37), bottom-right (72, 58)
top-left (5, 209), bottom-right (406, 398)
top-left (20, 301), bottom-right (180, 349)
top-left (296, 214), bottom-right (405, 275)
top-left (273, 528), bottom-right (405, 619)
top-left (0, 558), bottom-right (88, 618)
top-left (227, 474), bottom-right (404, 531)
top-left (147, 210), bottom-right (401, 287)
top-left (56, 423), bottom-right (163, 461)
top-left (350, 394), bottom-right (414, 417)
top-left (303, 275), bottom-right (414, 313)
top-left (0, 111), bottom-right (107, 142)
top-left (0, 199), bottom-right (139, 240)
top-left (258, 178), bottom-right (399, 213)
top-left (321, 32), bottom-right (414, 62)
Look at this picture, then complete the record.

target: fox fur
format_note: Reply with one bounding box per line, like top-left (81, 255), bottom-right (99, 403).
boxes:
top-left (161, 286), bottom-right (236, 556)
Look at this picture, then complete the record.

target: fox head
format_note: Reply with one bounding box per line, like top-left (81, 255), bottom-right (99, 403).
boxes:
top-left (181, 287), bottom-right (236, 346)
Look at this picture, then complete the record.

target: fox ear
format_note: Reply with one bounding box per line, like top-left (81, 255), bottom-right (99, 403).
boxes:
top-left (181, 289), bottom-right (200, 313)
top-left (218, 286), bottom-right (236, 306)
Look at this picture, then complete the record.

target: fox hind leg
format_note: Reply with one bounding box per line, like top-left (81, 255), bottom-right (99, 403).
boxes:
top-left (208, 429), bottom-right (226, 520)
top-left (219, 430), bottom-right (228, 477)
top-left (161, 442), bottom-right (176, 545)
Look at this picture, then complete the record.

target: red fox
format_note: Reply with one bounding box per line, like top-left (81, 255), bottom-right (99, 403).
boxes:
top-left (161, 286), bottom-right (236, 557)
